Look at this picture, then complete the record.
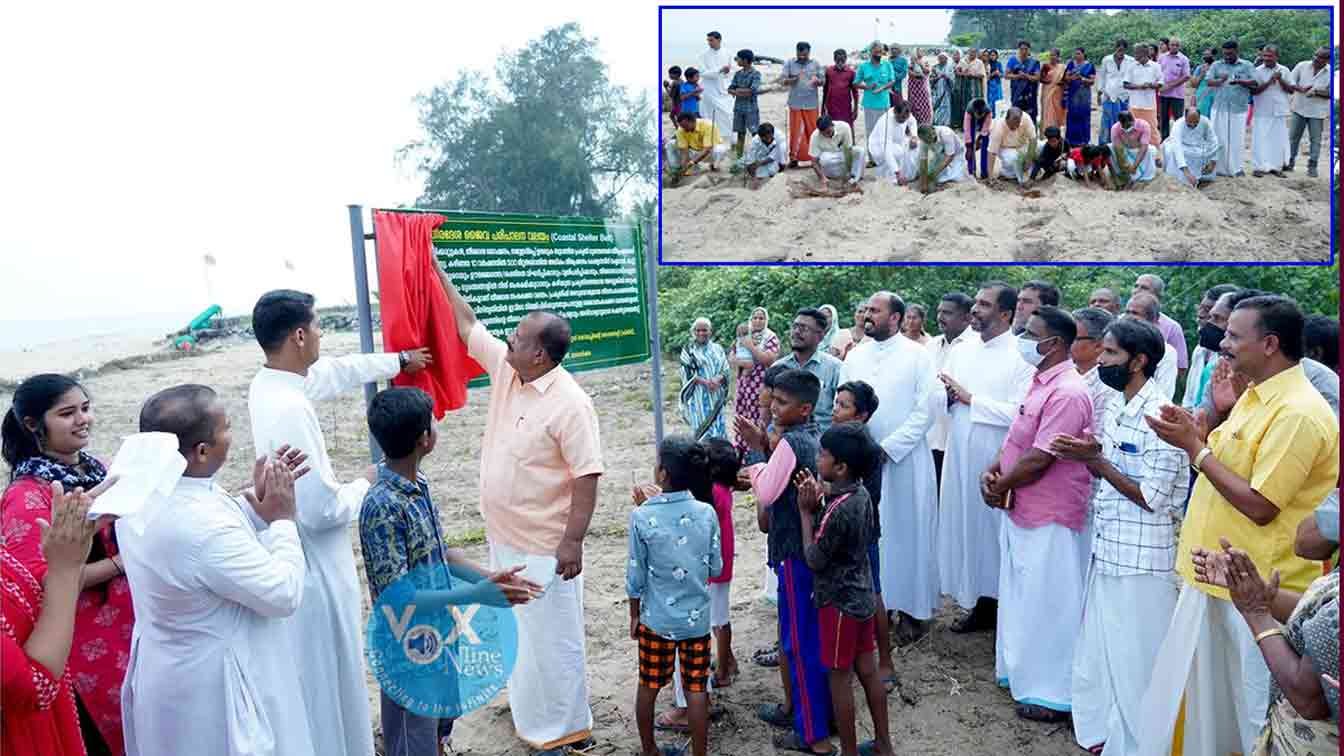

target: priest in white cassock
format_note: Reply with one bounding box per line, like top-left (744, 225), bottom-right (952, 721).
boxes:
top-left (934, 282), bottom-right (1035, 634)
top-left (121, 384), bottom-right (313, 756)
top-left (868, 101), bottom-right (921, 184)
top-left (840, 291), bottom-right (940, 644)
top-left (246, 290), bottom-right (430, 756)
top-left (699, 31), bottom-right (735, 140)
top-left (926, 293), bottom-right (975, 489)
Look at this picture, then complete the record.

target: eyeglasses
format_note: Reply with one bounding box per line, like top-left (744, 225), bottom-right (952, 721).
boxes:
top-left (791, 322), bottom-right (820, 333)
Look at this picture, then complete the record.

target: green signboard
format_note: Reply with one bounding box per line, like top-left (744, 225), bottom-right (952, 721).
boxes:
top-left (377, 210), bottom-right (650, 384)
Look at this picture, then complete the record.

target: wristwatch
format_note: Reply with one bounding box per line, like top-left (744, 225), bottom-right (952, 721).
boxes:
top-left (398, 350), bottom-right (410, 369)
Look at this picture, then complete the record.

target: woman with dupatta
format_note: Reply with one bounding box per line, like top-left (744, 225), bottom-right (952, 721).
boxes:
top-left (680, 317), bottom-right (731, 441)
top-left (1063, 48), bottom-right (1097, 146)
top-left (907, 49), bottom-right (933, 125)
top-left (1040, 48), bottom-right (1068, 130)
top-left (729, 307), bottom-right (780, 457)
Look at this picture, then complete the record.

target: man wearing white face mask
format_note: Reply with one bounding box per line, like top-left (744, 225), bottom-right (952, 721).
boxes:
top-left (979, 306), bottom-right (1095, 724)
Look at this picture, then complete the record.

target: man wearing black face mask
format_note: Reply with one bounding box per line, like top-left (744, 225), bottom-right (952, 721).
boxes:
top-left (1049, 317), bottom-right (1189, 755)
top-left (1182, 284), bottom-right (1241, 409)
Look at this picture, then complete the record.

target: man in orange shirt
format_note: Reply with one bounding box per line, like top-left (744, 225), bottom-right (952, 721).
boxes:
top-left (436, 266), bottom-right (605, 755)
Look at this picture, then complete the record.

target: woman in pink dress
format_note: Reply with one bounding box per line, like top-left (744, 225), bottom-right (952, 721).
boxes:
top-left (907, 49), bottom-right (933, 125)
top-left (729, 307), bottom-right (780, 459)
top-left (2, 374), bottom-right (133, 756)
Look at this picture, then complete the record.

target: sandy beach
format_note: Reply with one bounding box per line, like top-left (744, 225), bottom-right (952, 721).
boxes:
top-left (0, 332), bottom-right (1088, 755)
top-left (661, 63), bottom-right (1333, 264)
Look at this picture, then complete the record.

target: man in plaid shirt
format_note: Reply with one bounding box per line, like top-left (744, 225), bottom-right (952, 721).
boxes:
top-left (1050, 318), bottom-right (1189, 755)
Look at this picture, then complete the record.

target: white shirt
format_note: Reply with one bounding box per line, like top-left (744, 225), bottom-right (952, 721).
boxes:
top-left (1080, 364), bottom-right (1120, 424)
top-left (1289, 59), bottom-right (1332, 119)
top-left (1154, 341), bottom-right (1177, 400)
top-left (1090, 379), bottom-right (1190, 576)
top-left (1124, 60), bottom-right (1163, 110)
top-left (1252, 63), bottom-right (1293, 118)
top-left (121, 477), bottom-right (312, 756)
top-left (1099, 54), bottom-right (1136, 103)
top-left (925, 329), bottom-right (971, 451)
top-left (1165, 115), bottom-right (1220, 169)
top-left (248, 353), bottom-right (400, 756)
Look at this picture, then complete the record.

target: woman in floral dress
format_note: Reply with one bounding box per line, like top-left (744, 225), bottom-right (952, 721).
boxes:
top-left (729, 307), bottom-right (779, 458)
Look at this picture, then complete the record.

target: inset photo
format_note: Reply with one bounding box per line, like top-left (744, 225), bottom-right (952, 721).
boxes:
top-left (659, 6), bottom-right (1337, 264)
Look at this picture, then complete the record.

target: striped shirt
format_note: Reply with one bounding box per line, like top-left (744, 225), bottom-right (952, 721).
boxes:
top-left (1090, 378), bottom-right (1190, 576)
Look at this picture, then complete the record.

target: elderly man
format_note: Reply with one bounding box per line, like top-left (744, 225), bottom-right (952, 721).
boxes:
top-left (1249, 45), bottom-right (1295, 177)
top-left (1140, 296), bottom-right (1339, 756)
top-left (775, 307), bottom-right (844, 432)
top-left (841, 292), bottom-right (940, 645)
top-left (1070, 307), bottom-right (1119, 422)
top-left (868, 101), bottom-right (920, 185)
top-left (1123, 44), bottom-right (1165, 142)
top-left (986, 107), bottom-right (1038, 184)
top-left (1109, 111), bottom-right (1157, 186)
top-left (699, 31), bottom-right (735, 138)
top-left (809, 115), bottom-right (866, 188)
top-left (1163, 106), bottom-right (1220, 187)
top-left (1132, 274), bottom-right (1189, 378)
top-left (1206, 39), bottom-right (1257, 176)
top-left (1123, 292), bottom-right (1178, 400)
top-left (982, 307), bottom-right (1095, 724)
top-left (436, 267), bottom-right (604, 754)
top-left (915, 123), bottom-right (968, 186)
top-left (936, 282), bottom-right (1035, 634)
top-left (1097, 38), bottom-right (1136, 145)
top-left (1287, 47), bottom-right (1332, 177)
top-left (1089, 287), bottom-right (1123, 315)
top-left (669, 112), bottom-right (729, 180)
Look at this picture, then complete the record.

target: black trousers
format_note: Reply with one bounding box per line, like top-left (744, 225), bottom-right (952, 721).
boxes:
top-left (1158, 96), bottom-right (1185, 141)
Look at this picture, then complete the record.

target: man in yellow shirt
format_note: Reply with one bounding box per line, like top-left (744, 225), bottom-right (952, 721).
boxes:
top-left (668, 112), bottom-right (728, 180)
top-left (1139, 295), bottom-right (1339, 756)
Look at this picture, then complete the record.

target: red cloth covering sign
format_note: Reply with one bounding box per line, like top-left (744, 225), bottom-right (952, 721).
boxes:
top-left (373, 210), bottom-right (483, 419)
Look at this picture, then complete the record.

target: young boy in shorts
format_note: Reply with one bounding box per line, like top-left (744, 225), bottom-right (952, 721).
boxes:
top-left (796, 423), bottom-right (895, 756)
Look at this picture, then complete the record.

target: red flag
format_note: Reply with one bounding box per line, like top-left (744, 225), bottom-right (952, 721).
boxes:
top-left (373, 210), bottom-right (484, 418)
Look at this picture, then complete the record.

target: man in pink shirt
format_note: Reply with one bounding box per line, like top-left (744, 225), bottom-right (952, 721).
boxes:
top-left (1109, 111), bottom-right (1158, 185)
top-left (980, 306), bottom-right (1095, 724)
top-left (1157, 37), bottom-right (1191, 140)
top-left (436, 266), bottom-right (604, 755)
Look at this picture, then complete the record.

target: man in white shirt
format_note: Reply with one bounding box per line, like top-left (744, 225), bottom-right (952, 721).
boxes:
top-left (1249, 44), bottom-right (1295, 176)
top-left (121, 384), bottom-right (313, 756)
top-left (935, 282), bottom-right (1035, 633)
top-left (841, 291), bottom-right (940, 645)
top-left (1124, 292), bottom-right (1177, 400)
top-left (1286, 46), bottom-right (1332, 177)
top-left (246, 289), bottom-right (429, 756)
top-left (698, 31), bottom-right (735, 139)
top-left (926, 293), bottom-right (974, 488)
top-left (809, 115), bottom-right (866, 187)
top-left (1122, 43), bottom-right (1164, 156)
top-left (1097, 38), bottom-right (1136, 145)
top-left (868, 101), bottom-right (920, 185)
top-left (915, 123), bottom-right (969, 185)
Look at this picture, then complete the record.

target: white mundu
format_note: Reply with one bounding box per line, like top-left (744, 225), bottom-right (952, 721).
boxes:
top-left (868, 110), bottom-right (920, 181)
top-left (934, 330), bottom-right (1035, 608)
top-left (841, 333), bottom-right (941, 620)
top-left (120, 477), bottom-right (313, 756)
top-left (248, 353), bottom-right (400, 756)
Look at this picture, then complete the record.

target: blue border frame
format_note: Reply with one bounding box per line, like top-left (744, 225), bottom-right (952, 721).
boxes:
top-left (656, 4), bottom-right (1337, 268)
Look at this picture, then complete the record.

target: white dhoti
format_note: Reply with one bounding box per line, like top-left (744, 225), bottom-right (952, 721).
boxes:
top-left (995, 519), bottom-right (1089, 712)
top-left (1162, 142), bottom-right (1217, 185)
top-left (996, 148), bottom-right (1028, 184)
top-left (1210, 106), bottom-right (1247, 176)
top-left (1113, 146), bottom-right (1157, 183)
top-left (490, 542), bottom-right (593, 750)
top-left (1136, 585), bottom-right (1271, 756)
top-left (1071, 568), bottom-right (1179, 756)
top-left (666, 141), bottom-right (729, 171)
top-left (867, 114), bottom-right (918, 182)
top-left (1251, 114), bottom-right (1289, 171)
top-left (816, 148), bottom-right (866, 182)
top-left (929, 151), bottom-right (968, 183)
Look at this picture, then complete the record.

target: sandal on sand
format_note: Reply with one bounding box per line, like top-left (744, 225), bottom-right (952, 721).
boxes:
top-left (654, 710), bottom-right (689, 733)
top-left (881, 675), bottom-right (898, 695)
top-left (1084, 744), bottom-right (1105, 755)
top-left (753, 642), bottom-right (780, 668)
top-left (772, 731), bottom-right (838, 755)
top-left (1016, 703), bottom-right (1070, 723)
top-left (757, 702), bottom-right (793, 729)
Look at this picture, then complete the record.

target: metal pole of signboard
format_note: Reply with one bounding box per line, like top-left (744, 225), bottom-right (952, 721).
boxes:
top-left (347, 204), bottom-right (382, 463)
top-left (643, 219), bottom-right (665, 448)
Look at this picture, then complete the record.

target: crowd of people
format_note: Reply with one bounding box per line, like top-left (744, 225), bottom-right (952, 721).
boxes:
top-left (676, 272), bottom-right (1339, 755)
top-left (664, 31), bottom-right (1334, 190)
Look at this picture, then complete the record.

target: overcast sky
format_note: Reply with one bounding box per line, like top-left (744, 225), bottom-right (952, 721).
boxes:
top-left (1, 0), bottom-right (1335, 330)
top-left (661, 8), bottom-right (953, 63)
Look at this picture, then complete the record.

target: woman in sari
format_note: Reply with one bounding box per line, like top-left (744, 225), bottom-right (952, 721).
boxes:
top-left (817, 304), bottom-right (841, 355)
top-left (950, 50), bottom-right (968, 130)
top-left (729, 307), bottom-right (779, 457)
top-left (3, 481), bottom-right (103, 756)
top-left (964, 49), bottom-right (987, 102)
top-left (1063, 47), bottom-right (1097, 146)
top-left (888, 44), bottom-right (908, 109)
top-left (985, 49), bottom-right (1005, 116)
top-left (931, 51), bottom-right (955, 127)
top-left (1191, 523), bottom-right (1338, 755)
top-left (2, 374), bottom-right (132, 756)
top-left (1189, 47), bottom-right (1217, 117)
top-left (679, 317), bottom-right (731, 440)
top-left (907, 49), bottom-right (933, 125)
top-left (1040, 48), bottom-right (1068, 130)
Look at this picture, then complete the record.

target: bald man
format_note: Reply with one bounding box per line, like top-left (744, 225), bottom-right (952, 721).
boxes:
top-left (1132, 274), bottom-right (1188, 380)
top-left (1123, 292), bottom-right (1178, 399)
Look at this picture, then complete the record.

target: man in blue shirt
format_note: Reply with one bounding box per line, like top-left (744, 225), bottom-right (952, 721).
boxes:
top-left (1206, 39), bottom-right (1257, 176)
top-left (775, 307), bottom-right (844, 432)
